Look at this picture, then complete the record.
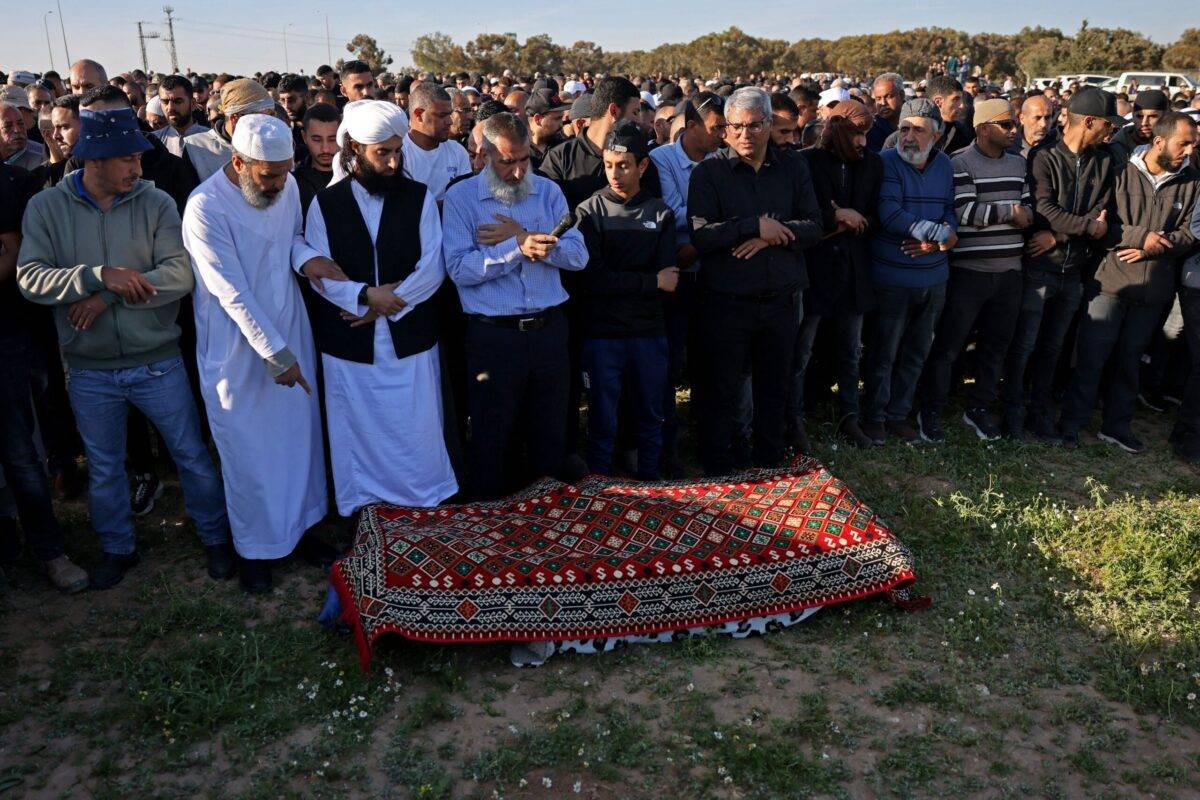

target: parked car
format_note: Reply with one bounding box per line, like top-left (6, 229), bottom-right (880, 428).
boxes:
top-left (1116, 72), bottom-right (1197, 95)
top-left (1055, 74), bottom-right (1114, 88)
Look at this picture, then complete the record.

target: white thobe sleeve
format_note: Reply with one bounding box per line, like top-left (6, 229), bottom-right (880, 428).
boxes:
top-left (183, 204), bottom-right (295, 376)
top-left (297, 199), bottom-right (367, 316)
top-left (389, 192), bottom-right (446, 322)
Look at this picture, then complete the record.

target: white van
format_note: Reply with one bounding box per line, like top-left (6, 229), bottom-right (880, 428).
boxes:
top-left (1056, 74), bottom-right (1114, 88)
top-left (1116, 72), bottom-right (1197, 94)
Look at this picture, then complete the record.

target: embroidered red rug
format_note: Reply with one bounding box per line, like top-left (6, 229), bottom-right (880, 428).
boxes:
top-left (331, 458), bottom-right (922, 669)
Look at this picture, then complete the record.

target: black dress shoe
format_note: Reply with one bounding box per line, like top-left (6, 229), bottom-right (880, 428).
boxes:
top-left (89, 551), bottom-right (141, 590)
top-left (205, 542), bottom-right (237, 580)
top-left (294, 532), bottom-right (341, 571)
top-left (239, 558), bottom-right (272, 594)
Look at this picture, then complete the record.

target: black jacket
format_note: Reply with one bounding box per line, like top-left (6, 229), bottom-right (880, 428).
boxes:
top-left (801, 146), bottom-right (883, 315)
top-left (575, 188), bottom-right (676, 338)
top-left (688, 144), bottom-right (823, 297)
top-left (1027, 139), bottom-right (1115, 276)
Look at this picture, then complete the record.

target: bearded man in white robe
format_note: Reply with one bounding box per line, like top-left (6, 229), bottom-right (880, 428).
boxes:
top-left (182, 114), bottom-right (339, 594)
top-left (293, 101), bottom-right (459, 516)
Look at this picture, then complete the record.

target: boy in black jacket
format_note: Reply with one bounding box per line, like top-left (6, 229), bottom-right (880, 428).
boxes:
top-left (576, 121), bottom-right (678, 480)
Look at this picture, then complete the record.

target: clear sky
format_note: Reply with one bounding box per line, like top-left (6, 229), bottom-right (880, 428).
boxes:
top-left (1, 0), bottom-right (1188, 76)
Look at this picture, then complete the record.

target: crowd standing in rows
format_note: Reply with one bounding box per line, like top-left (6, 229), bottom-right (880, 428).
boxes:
top-left (1, 57), bottom-right (1199, 595)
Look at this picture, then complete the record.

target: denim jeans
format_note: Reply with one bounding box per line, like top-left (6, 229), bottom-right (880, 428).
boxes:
top-left (922, 269), bottom-right (1022, 414)
top-left (863, 283), bottom-right (946, 424)
top-left (67, 355), bottom-right (229, 555)
top-left (1059, 293), bottom-right (1165, 437)
top-left (0, 334), bottom-right (65, 561)
top-left (1003, 270), bottom-right (1083, 423)
top-left (582, 337), bottom-right (669, 480)
top-left (790, 309), bottom-right (863, 420)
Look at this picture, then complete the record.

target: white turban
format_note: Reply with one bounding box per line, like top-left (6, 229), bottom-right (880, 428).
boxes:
top-left (331, 100), bottom-right (409, 183)
top-left (231, 113), bottom-right (294, 162)
top-left (146, 96), bottom-right (164, 116)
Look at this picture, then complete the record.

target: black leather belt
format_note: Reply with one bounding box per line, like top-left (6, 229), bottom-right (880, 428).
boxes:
top-left (471, 308), bottom-right (555, 331)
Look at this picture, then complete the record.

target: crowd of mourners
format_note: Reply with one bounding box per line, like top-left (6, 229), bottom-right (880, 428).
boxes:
top-left (1, 54), bottom-right (1199, 596)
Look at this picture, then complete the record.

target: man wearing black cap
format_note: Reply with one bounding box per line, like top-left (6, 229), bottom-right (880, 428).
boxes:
top-left (565, 95), bottom-right (591, 139)
top-left (574, 121), bottom-right (678, 480)
top-left (1109, 89), bottom-right (1170, 168)
top-left (1002, 87), bottom-right (1118, 441)
top-left (1059, 112), bottom-right (1198, 453)
top-left (526, 91), bottom-right (569, 171)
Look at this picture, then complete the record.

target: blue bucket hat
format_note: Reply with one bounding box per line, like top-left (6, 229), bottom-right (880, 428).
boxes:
top-left (73, 108), bottom-right (154, 160)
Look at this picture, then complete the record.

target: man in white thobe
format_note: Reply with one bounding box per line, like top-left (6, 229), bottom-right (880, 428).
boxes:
top-left (182, 114), bottom-right (333, 594)
top-left (294, 101), bottom-right (458, 515)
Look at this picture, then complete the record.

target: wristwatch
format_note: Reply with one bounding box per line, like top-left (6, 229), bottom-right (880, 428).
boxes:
top-left (357, 286), bottom-right (370, 307)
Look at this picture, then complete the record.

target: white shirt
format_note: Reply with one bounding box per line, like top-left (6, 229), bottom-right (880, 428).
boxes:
top-left (402, 134), bottom-right (471, 201)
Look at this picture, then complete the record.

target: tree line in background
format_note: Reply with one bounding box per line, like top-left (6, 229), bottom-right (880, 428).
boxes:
top-left (395, 23), bottom-right (1200, 81)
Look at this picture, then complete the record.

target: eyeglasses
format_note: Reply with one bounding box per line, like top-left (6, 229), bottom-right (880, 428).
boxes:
top-left (726, 121), bottom-right (765, 135)
top-left (986, 119), bottom-right (1018, 131)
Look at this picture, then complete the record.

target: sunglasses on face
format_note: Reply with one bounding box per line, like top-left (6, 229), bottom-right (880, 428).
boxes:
top-left (986, 119), bottom-right (1018, 131)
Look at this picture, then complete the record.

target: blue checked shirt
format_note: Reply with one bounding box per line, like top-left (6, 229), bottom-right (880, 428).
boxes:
top-left (649, 134), bottom-right (713, 249)
top-left (442, 172), bottom-right (588, 316)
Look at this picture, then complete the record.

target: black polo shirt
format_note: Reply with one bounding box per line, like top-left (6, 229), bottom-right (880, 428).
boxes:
top-left (687, 144), bottom-right (823, 297)
top-left (538, 131), bottom-right (662, 211)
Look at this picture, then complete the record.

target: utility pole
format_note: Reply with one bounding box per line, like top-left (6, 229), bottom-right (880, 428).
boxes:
top-left (137, 22), bottom-right (161, 75)
top-left (55, 0), bottom-right (70, 64)
top-left (283, 23), bottom-right (293, 72)
top-left (43, 11), bottom-right (56, 72)
top-left (319, 11), bottom-right (331, 65)
top-left (163, 5), bottom-right (179, 74)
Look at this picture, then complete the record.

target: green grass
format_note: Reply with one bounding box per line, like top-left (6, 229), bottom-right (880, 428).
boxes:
top-left (1, 397), bottom-right (1199, 798)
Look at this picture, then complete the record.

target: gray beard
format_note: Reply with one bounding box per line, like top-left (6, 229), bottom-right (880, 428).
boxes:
top-left (238, 169), bottom-right (277, 209)
top-left (898, 140), bottom-right (935, 168)
top-left (483, 165), bottom-right (532, 205)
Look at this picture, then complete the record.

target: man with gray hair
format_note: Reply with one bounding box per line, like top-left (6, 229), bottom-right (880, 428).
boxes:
top-left (68, 59), bottom-right (107, 95)
top-left (862, 98), bottom-right (956, 445)
top-left (688, 86), bottom-right (823, 474)
top-left (442, 112), bottom-right (589, 498)
top-left (403, 82), bottom-right (470, 202)
top-left (868, 73), bottom-right (904, 152)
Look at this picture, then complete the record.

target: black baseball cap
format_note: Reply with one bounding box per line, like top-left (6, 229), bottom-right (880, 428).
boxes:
top-left (603, 119), bottom-right (649, 159)
top-left (1067, 88), bottom-right (1124, 126)
top-left (526, 89), bottom-right (571, 116)
top-left (1132, 89), bottom-right (1170, 112)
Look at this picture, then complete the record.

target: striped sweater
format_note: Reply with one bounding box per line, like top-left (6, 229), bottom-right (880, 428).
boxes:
top-left (950, 144), bottom-right (1031, 273)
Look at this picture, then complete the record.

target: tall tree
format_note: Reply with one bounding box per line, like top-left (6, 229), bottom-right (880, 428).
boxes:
top-left (1063, 21), bottom-right (1163, 73)
top-left (411, 32), bottom-right (466, 74)
top-left (343, 34), bottom-right (392, 74)
top-left (519, 34), bottom-right (563, 75)
top-left (1163, 28), bottom-right (1200, 71)
top-left (561, 41), bottom-right (605, 75)
top-left (463, 33), bottom-right (521, 75)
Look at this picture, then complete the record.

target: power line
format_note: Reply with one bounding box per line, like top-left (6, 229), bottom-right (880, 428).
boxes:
top-left (174, 17), bottom-right (411, 52)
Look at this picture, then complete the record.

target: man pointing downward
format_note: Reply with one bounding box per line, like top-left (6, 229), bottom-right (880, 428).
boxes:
top-left (183, 114), bottom-right (332, 593)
